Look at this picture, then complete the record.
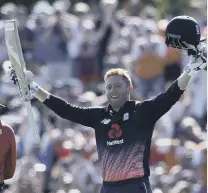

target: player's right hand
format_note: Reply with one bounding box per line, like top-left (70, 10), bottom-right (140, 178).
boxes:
top-left (24, 70), bottom-right (39, 95)
top-left (9, 68), bottom-right (39, 95)
top-left (24, 70), bottom-right (35, 85)
top-left (9, 66), bottom-right (33, 85)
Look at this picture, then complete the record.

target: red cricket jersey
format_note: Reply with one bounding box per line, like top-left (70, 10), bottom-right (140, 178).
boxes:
top-left (0, 120), bottom-right (16, 182)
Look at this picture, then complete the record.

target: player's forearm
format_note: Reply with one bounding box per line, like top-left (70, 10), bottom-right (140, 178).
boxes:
top-left (31, 82), bottom-right (94, 125)
top-left (177, 71), bottom-right (192, 90)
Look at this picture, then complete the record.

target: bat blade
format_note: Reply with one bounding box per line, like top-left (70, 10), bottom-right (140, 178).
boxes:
top-left (4, 20), bottom-right (40, 143)
top-left (4, 20), bottom-right (31, 101)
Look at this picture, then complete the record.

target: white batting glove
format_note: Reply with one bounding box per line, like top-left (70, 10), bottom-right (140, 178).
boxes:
top-left (9, 67), bottom-right (39, 96)
top-left (24, 71), bottom-right (40, 95)
top-left (184, 45), bottom-right (207, 76)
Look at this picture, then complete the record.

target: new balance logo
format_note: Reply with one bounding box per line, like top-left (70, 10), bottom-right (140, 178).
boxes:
top-left (101, 119), bottom-right (111, 124)
top-left (107, 139), bottom-right (124, 146)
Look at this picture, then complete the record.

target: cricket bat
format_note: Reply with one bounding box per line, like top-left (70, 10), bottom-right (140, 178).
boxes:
top-left (4, 20), bottom-right (40, 143)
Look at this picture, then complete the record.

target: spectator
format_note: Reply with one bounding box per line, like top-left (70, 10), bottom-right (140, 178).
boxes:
top-left (131, 21), bottom-right (167, 99)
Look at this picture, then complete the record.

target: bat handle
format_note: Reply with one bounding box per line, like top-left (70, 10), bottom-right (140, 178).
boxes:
top-left (24, 101), bottom-right (40, 144)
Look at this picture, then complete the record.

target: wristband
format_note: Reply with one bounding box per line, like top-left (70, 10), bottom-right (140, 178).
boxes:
top-left (30, 82), bottom-right (40, 95)
top-left (184, 65), bottom-right (197, 77)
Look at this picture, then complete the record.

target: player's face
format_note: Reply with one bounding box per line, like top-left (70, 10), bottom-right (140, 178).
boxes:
top-left (105, 75), bottom-right (130, 111)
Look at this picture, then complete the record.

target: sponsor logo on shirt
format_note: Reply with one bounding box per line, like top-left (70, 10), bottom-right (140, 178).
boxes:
top-left (108, 123), bottom-right (122, 139)
top-left (107, 139), bottom-right (124, 146)
top-left (107, 123), bottom-right (124, 146)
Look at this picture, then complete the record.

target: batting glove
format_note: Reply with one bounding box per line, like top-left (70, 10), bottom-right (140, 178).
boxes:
top-left (24, 71), bottom-right (39, 95)
top-left (184, 45), bottom-right (207, 76)
top-left (9, 67), bottom-right (39, 95)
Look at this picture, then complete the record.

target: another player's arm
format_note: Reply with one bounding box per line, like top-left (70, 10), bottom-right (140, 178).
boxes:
top-left (4, 127), bottom-right (16, 180)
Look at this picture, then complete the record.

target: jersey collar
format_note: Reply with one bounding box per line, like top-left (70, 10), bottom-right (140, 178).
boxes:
top-left (106, 101), bottom-right (135, 115)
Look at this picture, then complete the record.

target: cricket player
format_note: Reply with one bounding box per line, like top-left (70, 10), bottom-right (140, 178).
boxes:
top-left (0, 107), bottom-right (17, 192)
top-left (10, 16), bottom-right (207, 193)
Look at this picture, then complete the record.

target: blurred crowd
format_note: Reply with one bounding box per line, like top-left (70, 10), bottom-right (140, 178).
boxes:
top-left (0, 0), bottom-right (207, 193)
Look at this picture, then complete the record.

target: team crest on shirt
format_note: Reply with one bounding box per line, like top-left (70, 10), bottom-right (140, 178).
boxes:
top-left (123, 113), bottom-right (129, 121)
top-left (0, 129), bottom-right (2, 135)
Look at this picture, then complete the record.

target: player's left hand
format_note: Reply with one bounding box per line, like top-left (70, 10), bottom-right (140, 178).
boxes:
top-left (184, 45), bottom-right (207, 76)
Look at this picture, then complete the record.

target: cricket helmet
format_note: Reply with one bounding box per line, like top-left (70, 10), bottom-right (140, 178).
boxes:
top-left (165, 15), bottom-right (206, 55)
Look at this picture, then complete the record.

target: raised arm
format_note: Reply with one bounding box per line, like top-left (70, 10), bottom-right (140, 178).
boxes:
top-left (140, 51), bottom-right (207, 123)
top-left (32, 82), bottom-right (101, 127)
top-left (141, 80), bottom-right (184, 123)
top-left (9, 70), bottom-right (101, 128)
top-left (42, 94), bottom-right (100, 127)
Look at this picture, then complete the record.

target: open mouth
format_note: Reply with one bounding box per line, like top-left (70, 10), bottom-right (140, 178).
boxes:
top-left (111, 96), bottom-right (119, 99)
